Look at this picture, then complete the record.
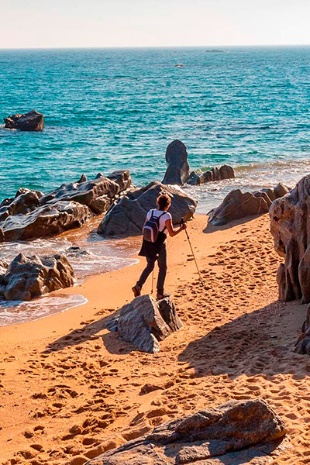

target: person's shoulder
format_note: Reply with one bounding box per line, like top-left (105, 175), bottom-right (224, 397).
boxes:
top-left (164, 211), bottom-right (172, 220)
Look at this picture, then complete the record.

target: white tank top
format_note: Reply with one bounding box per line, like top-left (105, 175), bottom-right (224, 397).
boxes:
top-left (146, 209), bottom-right (171, 232)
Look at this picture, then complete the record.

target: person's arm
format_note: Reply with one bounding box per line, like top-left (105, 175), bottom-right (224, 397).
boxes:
top-left (165, 217), bottom-right (187, 237)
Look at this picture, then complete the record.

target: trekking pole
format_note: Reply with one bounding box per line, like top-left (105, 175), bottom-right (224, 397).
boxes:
top-left (181, 218), bottom-right (204, 285)
top-left (150, 268), bottom-right (155, 294)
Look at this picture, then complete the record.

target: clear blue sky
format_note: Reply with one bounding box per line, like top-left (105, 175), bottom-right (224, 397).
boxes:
top-left (1, 0), bottom-right (310, 49)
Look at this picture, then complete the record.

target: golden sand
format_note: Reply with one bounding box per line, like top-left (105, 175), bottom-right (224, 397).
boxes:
top-left (0, 214), bottom-right (309, 465)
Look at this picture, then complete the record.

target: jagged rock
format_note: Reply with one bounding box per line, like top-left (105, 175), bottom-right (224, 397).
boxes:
top-left (294, 304), bottom-right (310, 354)
top-left (106, 295), bottom-right (183, 353)
top-left (0, 171), bottom-right (132, 243)
top-left (86, 399), bottom-right (286, 465)
top-left (1, 201), bottom-right (90, 242)
top-left (0, 189), bottom-right (43, 221)
top-left (0, 253), bottom-right (74, 301)
top-left (39, 174), bottom-right (124, 214)
top-left (162, 140), bottom-right (190, 185)
top-left (270, 175), bottom-right (310, 303)
top-left (209, 183), bottom-right (290, 226)
top-left (187, 165), bottom-right (235, 186)
top-left (107, 169), bottom-right (132, 192)
top-left (4, 110), bottom-right (44, 131)
top-left (98, 181), bottom-right (197, 237)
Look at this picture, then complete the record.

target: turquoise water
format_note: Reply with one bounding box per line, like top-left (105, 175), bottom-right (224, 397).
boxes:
top-left (0, 46), bottom-right (310, 203)
top-left (1, 46), bottom-right (310, 325)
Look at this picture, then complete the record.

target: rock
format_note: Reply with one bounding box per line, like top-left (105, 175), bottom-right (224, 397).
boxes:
top-left (209, 183), bottom-right (290, 226)
top-left (0, 253), bottom-right (74, 301)
top-left (4, 110), bottom-right (44, 131)
top-left (1, 201), bottom-right (90, 242)
top-left (0, 189), bottom-right (43, 221)
top-left (106, 295), bottom-right (183, 353)
top-left (98, 181), bottom-right (197, 237)
top-left (0, 171), bottom-right (132, 243)
top-left (162, 140), bottom-right (190, 185)
top-left (294, 304), bottom-right (310, 354)
top-left (39, 175), bottom-right (123, 215)
top-left (187, 165), bottom-right (235, 186)
top-left (270, 175), bottom-right (310, 303)
top-left (85, 399), bottom-right (286, 465)
top-left (107, 170), bottom-right (132, 192)
top-left (208, 189), bottom-right (270, 226)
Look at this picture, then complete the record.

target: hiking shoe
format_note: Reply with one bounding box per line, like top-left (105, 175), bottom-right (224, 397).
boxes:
top-left (156, 293), bottom-right (170, 300)
top-left (132, 284), bottom-right (141, 297)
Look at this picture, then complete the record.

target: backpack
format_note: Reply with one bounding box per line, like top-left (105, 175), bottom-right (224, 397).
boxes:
top-left (142, 210), bottom-right (166, 243)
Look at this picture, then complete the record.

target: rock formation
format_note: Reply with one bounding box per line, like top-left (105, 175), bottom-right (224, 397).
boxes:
top-left (1, 201), bottom-right (90, 241)
top-left (270, 175), bottom-right (310, 303)
top-left (97, 181), bottom-right (197, 237)
top-left (86, 399), bottom-right (286, 464)
top-left (0, 188), bottom-right (43, 221)
top-left (39, 174), bottom-right (121, 214)
top-left (0, 170), bottom-right (132, 242)
top-left (187, 165), bottom-right (235, 185)
top-left (209, 183), bottom-right (290, 226)
top-left (106, 294), bottom-right (183, 353)
top-left (162, 140), bottom-right (190, 185)
top-left (4, 110), bottom-right (44, 131)
top-left (0, 253), bottom-right (74, 301)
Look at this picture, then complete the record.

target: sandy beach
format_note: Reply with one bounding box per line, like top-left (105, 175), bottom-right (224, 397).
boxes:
top-left (0, 213), bottom-right (309, 465)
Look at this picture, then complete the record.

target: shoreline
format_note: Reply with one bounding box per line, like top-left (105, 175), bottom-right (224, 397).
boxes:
top-left (0, 213), bottom-right (309, 465)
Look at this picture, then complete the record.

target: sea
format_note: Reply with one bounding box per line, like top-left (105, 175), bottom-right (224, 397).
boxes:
top-left (0, 46), bottom-right (310, 325)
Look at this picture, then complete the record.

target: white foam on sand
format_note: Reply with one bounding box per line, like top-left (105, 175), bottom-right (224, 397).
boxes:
top-left (0, 294), bottom-right (87, 327)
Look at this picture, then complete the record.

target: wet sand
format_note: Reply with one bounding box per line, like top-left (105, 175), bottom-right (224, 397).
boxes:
top-left (0, 213), bottom-right (309, 465)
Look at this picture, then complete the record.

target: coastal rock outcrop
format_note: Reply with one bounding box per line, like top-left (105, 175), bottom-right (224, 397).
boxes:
top-left (0, 253), bottom-right (74, 301)
top-left (162, 140), bottom-right (190, 185)
top-left (0, 170), bottom-right (132, 242)
top-left (208, 183), bottom-right (290, 226)
top-left (4, 110), bottom-right (44, 131)
top-left (187, 164), bottom-right (235, 185)
top-left (0, 188), bottom-right (43, 221)
top-left (270, 174), bottom-right (310, 303)
top-left (106, 295), bottom-right (183, 353)
top-left (1, 201), bottom-right (90, 241)
top-left (86, 399), bottom-right (286, 464)
top-left (40, 170), bottom-right (131, 214)
top-left (97, 181), bottom-right (197, 237)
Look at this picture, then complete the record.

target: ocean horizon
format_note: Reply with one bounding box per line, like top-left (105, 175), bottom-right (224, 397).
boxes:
top-left (0, 45), bottom-right (309, 325)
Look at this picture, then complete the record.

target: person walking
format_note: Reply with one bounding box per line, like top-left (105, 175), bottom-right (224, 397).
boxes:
top-left (132, 193), bottom-right (187, 300)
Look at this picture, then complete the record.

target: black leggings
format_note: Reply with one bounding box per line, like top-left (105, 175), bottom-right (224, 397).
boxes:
top-left (137, 242), bottom-right (167, 294)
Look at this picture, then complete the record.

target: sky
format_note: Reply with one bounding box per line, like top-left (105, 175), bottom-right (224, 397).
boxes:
top-left (1, 0), bottom-right (310, 49)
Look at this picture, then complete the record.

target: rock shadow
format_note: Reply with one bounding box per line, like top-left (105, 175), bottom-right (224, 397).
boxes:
top-left (44, 309), bottom-right (133, 355)
top-left (203, 214), bottom-right (263, 234)
top-left (178, 299), bottom-right (307, 379)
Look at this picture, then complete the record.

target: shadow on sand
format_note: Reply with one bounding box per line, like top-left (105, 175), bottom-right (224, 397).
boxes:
top-left (178, 299), bottom-right (307, 380)
top-left (44, 309), bottom-right (137, 355)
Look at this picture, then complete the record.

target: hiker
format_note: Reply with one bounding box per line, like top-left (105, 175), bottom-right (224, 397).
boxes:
top-left (132, 193), bottom-right (187, 300)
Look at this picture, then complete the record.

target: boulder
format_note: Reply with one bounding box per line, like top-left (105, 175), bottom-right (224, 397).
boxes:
top-left (209, 183), bottom-right (290, 226)
top-left (106, 295), bottom-right (183, 353)
top-left (97, 181), bottom-right (197, 237)
top-left (270, 175), bottom-right (310, 303)
top-left (294, 304), bottom-right (310, 354)
top-left (1, 201), bottom-right (90, 242)
top-left (0, 253), bottom-right (74, 301)
top-left (4, 110), bottom-right (44, 131)
top-left (0, 189), bottom-right (43, 221)
top-left (39, 174), bottom-right (124, 214)
top-left (187, 165), bottom-right (235, 186)
top-left (106, 169), bottom-right (132, 192)
top-left (162, 140), bottom-right (190, 185)
top-left (86, 399), bottom-right (286, 465)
